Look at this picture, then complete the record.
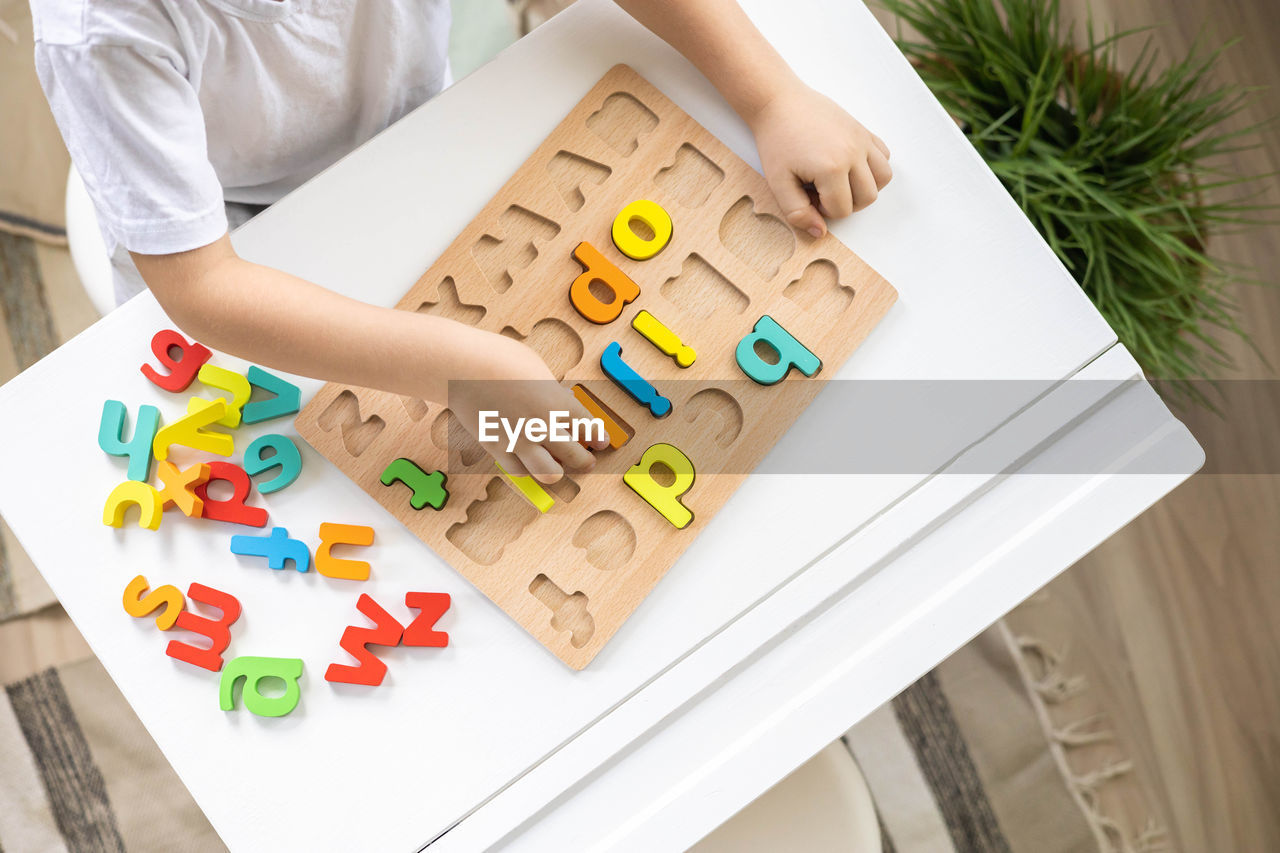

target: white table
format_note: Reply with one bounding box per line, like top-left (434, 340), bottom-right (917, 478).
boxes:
top-left (0, 1), bottom-right (1201, 850)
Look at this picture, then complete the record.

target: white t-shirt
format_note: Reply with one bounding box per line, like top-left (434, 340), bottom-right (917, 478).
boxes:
top-left (32, 0), bottom-right (452, 298)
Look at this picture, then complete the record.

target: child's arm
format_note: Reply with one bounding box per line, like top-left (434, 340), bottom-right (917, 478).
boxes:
top-left (133, 236), bottom-right (604, 482)
top-left (33, 32), bottom-right (597, 483)
top-left (614, 0), bottom-right (892, 234)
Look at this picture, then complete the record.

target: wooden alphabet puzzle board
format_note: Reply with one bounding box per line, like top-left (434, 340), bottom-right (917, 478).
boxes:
top-left (295, 65), bottom-right (896, 668)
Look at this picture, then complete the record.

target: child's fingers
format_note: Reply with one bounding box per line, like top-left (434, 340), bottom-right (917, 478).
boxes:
top-left (869, 150), bottom-right (893, 190)
top-left (872, 133), bottom-right (891, 159)
top-left (767, 168), bottom-right (826, 238)
top-left (492, 449), bottom-right (531, 479)
top-left (546, 435), bottom-right (596, 472)
top-left (546, 394), bottom-right (601, 467)
top-left (565, 396), bottom-right (611, 451)
top-left (849, 163), bottom-right (880, 212)
top-left (815, 169), bottom-right (855, 219)
top-left (517, 443), bottom-right (563, 484)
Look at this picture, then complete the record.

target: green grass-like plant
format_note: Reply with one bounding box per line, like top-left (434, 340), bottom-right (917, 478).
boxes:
top-left (880, 0), bottom-right (1273, 394)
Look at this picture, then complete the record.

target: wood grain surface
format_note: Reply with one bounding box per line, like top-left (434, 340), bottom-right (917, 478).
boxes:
top-left (944, 0), bottom-right (1279, 849)
top-left (294, 65), bottom-right (897, 668)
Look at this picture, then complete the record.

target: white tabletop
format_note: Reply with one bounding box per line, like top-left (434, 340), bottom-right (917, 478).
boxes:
top-left (0, 1), bottom-right (1200, 850)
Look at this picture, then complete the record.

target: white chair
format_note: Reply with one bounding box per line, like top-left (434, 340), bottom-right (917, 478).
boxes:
top-left (692, 743), bottom-right (881, 852)
top-left (65, 164), bottom-right (116, 316)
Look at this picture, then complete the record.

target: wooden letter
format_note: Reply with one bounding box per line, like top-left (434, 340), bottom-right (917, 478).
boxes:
top-left (611, 199), bottom-right (672, 260)
top-left (734, 315), bottom-right (822, 386)
top-left (230, 527), bottom-right (311, 572)
top-left (380, 458), bottom-right (448, 510)
top-left (600, 341), bottom-right (671, 417)
top-left (219, 656), bottom-right (303, 717)
top-left (98, 401), bottom-right (160, 482)
top-left (153, 399), bottom-right (233, 461)
top-left (191, 365), bottom-right (252, 428)
top-left (122, 574), bottom-right (184, 630)
top-left (156, 461), bottom-right (211, 517)
top-left (403, 592), bottom-right (451, 647)
top-left (165, 583), bottom-right (241, 672)
top-left (571, 385), bottom-right (631, 449)
top-left (495, 462), bottom-right (554, 513)
top-left (324, 594), bottom-right (404, 686)
top-left (242, 365), bottom-right (301, 425)
top-left (194, 461), bottom-right (268, 527)
top-left (103, 481), bottom-right (163, 530)
top-left (140, 329), bottom-right (211, 393)
top-left (623, 443), bottom-right (696, 529)
top-left (632, 309), bottom-right (696, 367)
top-left (568, 241), bottom-right (640, 324)
top-left (315, 523), bottom-right (374, 581)
top-left (243, 434), bottom-right (302, 495)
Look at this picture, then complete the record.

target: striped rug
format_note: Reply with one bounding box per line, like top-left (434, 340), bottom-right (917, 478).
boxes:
top-left (0, 233), bottom-right (97, 621)
top-left (0, 0), bottom-right (71, 246)
top-left (1, 0), bottom-right (94, 620)
top-left (0, 660), bottom-right (223, 852)
top-left (846, 628), bottom-right (1100, 853)
top-left (0, 624), bottom-right (1107, 853)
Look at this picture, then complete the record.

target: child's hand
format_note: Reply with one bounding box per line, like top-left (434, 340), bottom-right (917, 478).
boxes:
top-left (449, 332), bottom-right (609, 483)
top-left (748, 82), bottom-right (892, 237)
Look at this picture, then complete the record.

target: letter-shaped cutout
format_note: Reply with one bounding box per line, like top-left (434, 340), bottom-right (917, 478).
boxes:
top-left (219, 656), bottom-right (303, 717)
top-left (243, 434), bottom-right (302, 495)
top-left (242, 365), bottom-right (301, 425)
top-left (568, 242), bottom-right (640, 324)
top-left (734, 315), bottom-right (822, 386)
top-left (122, 574), bottom-right (184, 630)
top-left (98, 401), bottom-right (160, 482)
top-left (570, 385), bottom-right (632, 450)
top-left (324, 594), bottom-right (404, 686)
top-left (380, 458), bottom-right (448, 510)
top-left (529, 574), bottom-right (594, 649)
top-left (623, 443), bottom-right (696, 529)
top-left (166, 583), bottom-right (241, 672)
top-left (103, 481), bottom-right (163, 530)
top-left (194, 461), bottom-right (268, 527)
top-left (600, 342), bottom-right (671, 417)
top-left (632, 310), bottom-right (696, 368)
top-left (495, 462), bottom-right (554, 513)
top-left (231, 527), bottom-right (311, 572)
top-left (192, 365), bottom-right (252, 428)
top-left (611, 199), bottom-right (673, 260)
top-left (141, 328), bottom-right (211, 393)
top-left (317, 390), bottom-right (384, 457)
top-left (403, 592), bottom-right (451, 648)
top-left (157, 461), bottom-right (211, 517)
top-left (316, 523), bottom-right (374, 581)
top-left (153, 399), bottom-right (233, 461)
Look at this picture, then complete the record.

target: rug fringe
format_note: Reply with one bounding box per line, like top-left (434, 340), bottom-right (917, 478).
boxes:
top-left (998, 619), bottom-right (1170, 853)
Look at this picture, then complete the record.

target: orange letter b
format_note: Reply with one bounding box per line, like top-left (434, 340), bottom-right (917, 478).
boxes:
top-left (568, 242), bottom-right (640, 324)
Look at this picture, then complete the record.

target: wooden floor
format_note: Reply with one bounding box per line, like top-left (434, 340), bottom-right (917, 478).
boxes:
top-left (1010, 1), bottom-right (1280, 851)
top-left (0, 1), bottom-right (1275, 851)
top-left (866, 0), bottom-right (1279, 846)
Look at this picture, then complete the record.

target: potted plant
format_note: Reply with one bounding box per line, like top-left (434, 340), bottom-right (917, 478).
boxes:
top-left (879, 0), bottom-right (1272, 402)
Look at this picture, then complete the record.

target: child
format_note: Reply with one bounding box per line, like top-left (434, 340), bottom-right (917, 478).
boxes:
top-left (33, 0), bottom-right (891, 483)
